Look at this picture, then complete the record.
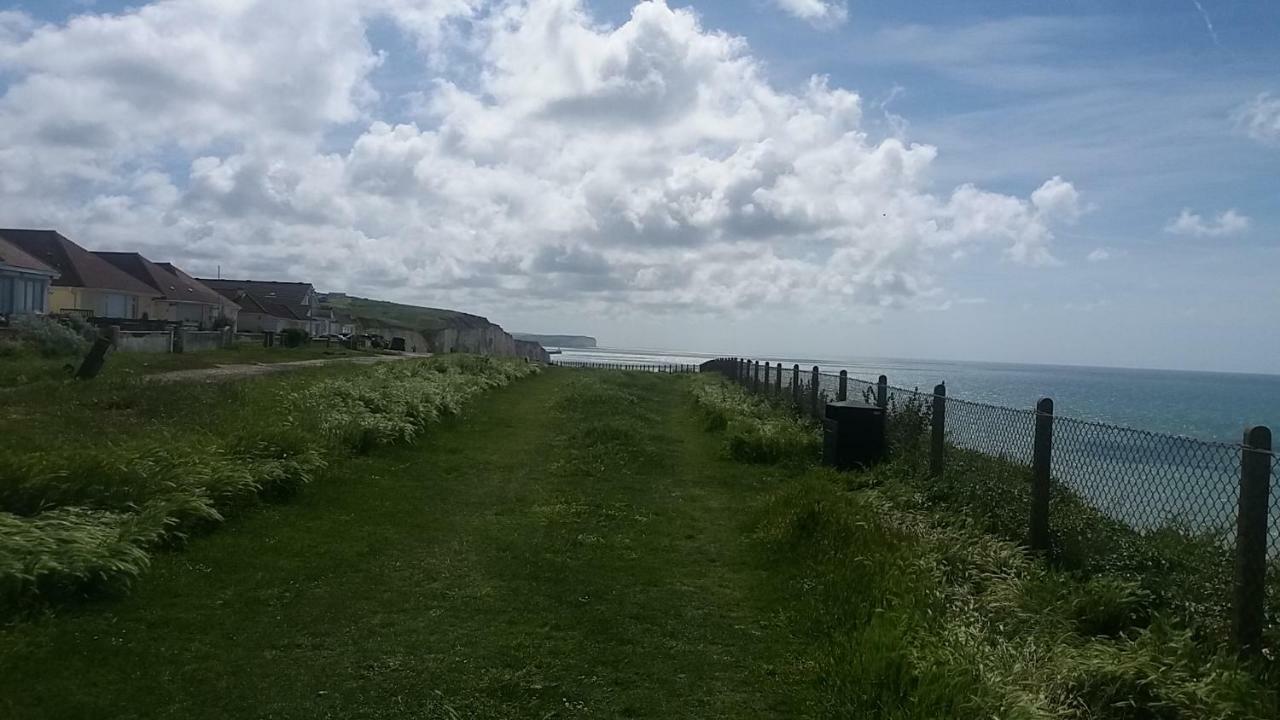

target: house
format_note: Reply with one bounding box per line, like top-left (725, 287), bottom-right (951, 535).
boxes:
top-left (0, 235), bottom-right (60, 316)
top-left (94, 252), bottom-right (235, 329)
top-left (200, 279), bottom-right (323, 334)
top-left (0, 229), bottom-right (155, 319)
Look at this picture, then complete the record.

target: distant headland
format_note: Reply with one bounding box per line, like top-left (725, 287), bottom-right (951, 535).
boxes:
top-left (512, 333), bottom-right (597, 349)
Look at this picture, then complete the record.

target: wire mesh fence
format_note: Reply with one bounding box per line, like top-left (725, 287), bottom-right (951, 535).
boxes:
top-left (704, 356), bottom-right (1277, 655)
top-left (551, 359), bottom-right (699, 373)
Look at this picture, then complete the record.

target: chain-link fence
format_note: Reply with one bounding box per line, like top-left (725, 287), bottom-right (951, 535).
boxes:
top-left (703, 357), bottom-right (1277, 655)
top-left (552, 359), bottom-right (699, 373)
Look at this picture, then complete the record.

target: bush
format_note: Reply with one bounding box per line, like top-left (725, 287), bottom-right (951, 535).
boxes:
top-left (9, 315), bottom-right (88, 357)
top-left (692, 376), bottom-right (821, 464)
top-left (279, 327), bottom-right (310, 347)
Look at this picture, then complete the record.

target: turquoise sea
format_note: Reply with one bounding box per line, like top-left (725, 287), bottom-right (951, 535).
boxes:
top-left (554, 347), bottom-right (1280, 444)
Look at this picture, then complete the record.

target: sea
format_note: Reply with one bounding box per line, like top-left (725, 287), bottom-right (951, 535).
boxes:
top-left (552, 346), bottom-right (1280, 445)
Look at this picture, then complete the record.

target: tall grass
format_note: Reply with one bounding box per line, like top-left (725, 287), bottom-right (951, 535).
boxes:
top-left (691, 378), bottom-right (819, 464)
top-left (698, 375), bottom-right (1279, 716)
top-left (0, 356), bottom-right (539, 609)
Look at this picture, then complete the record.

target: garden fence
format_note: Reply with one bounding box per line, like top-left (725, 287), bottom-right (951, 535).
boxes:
top-left (701, 357), bottom-right (1277, 658)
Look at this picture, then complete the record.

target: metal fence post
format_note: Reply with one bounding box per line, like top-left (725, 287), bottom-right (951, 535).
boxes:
top-left (1030, 398), bottom-right (1054, 552)
top-left (791, 364), bottom-right (801, 410)
top-left (930, 383), bottom-right (946, 479)
top-left (810, 366), bottom-right (820, 419)
top-left (838, 370), bottom-right (848, 402)
top-left (1233, 425), bottom-right (1272, 658)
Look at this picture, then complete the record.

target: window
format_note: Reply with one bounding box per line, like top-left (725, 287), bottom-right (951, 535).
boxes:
top-left (97, 293), bottom-right (138, 319)
top-left (0, 275), bottom-right (47, 314)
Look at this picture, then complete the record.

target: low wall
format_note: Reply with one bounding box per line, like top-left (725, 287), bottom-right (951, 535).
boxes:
top-left (234, 332), bottom-right (265, 346)
top-left (180, 330), bottom-right (226, 353)
top-left (116, 331), bottom-right (173, 354)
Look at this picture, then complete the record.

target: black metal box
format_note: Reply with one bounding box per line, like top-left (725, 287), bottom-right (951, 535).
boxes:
top-left (822, 400), bottom-right (886, 470)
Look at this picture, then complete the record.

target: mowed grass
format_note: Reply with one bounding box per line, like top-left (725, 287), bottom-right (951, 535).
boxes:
top-left (0, 369), bottom-right (818, 719)
top-left (0, 342), bottom-right (381, 388)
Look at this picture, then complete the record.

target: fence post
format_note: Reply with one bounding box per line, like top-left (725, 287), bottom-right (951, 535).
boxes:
top-left (876, 375), bottom-right (888, 409)
top-left (1233, 425), bottom-right (1272, 658)
top-left (764, 362), bottom-right (771, 394)
top-left (1030, 398), bottom-right (1054, 553)
top-left (753, 361), bottom-right (760, 394)
top-left (930, 383), bottom-right (946, 479)
top-left (775, 363), bottom-right (783, 397)
top-left (838, 370), bottom-right (848, 402)
top-left (791, 364), bottom-right (801, 410)
top-left (810, 366), bottom-right (820, 418)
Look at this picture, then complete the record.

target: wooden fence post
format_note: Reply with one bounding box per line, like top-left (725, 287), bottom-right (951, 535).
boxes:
top-left (1030, 398), bottom-right (1054, 552)
top-left (1233, 425), bottom-right (1272, 658)
top-left (838, 370), bottom-right (848, 402)
top-left (876, 375), bottom-right (888, 409)
top-left (775, 363), bottom-right (782, 397)
top-left (791, 364), bottom-right (801, 410)
top-left (810, 366), bottom-right (820, 419)
top-left (753, 361), bottom-right (760, 394)
top-left (764, 362), bottom-right (772, 394)
top-left (930, 383), bottom-right (946, 479)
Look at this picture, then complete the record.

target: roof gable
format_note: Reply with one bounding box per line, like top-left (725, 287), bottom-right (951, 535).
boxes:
top-left (198, 278), bottom-right (316, 318)
top-left (0, 229), bottom-right (156, 295)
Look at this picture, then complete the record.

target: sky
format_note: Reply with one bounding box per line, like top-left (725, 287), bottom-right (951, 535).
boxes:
top-left (1, 0), bottom-right (1278, 373)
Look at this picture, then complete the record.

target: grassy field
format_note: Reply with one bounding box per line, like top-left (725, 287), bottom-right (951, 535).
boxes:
top-left (3, 369), bottom-right (1276, 718)
top-left (0, 369), bottom-right (817, 719)
top-left (0, 342), bottom-right (380, 387)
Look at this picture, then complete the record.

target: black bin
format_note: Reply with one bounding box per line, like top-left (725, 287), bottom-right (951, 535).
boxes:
top-left (391, 337), bottom-right (407, 352)
top-left (822, 400), bottom-right (886, 470)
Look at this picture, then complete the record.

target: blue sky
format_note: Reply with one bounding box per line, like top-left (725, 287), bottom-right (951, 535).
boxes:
top-left (2, 0), bottom-right (1278, 372)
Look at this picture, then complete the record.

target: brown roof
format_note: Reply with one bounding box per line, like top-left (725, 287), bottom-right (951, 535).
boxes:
top-left (0, 235), bottom-right (59, 276)
top-left (199, 278), bottom-right (316, 320)
top-left (94, 252), bottom-right (225, 306)
top-left (0, 229), bottom-right (155, 295)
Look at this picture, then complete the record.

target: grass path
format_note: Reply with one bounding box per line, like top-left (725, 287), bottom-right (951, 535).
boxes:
top-left (0, 369), bottom-right (813, 719)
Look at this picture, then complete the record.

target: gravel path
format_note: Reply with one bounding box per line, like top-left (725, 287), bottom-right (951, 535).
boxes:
top-left (146, 353), bottom-right (425, 383)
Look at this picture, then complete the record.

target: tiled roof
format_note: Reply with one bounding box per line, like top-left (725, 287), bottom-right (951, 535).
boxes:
top-left (0, 229), bottom-right (155, 294)
top-left (95, 253), bottom-right (225, 306)
top-left (0, 235), bottom-right (59, 276)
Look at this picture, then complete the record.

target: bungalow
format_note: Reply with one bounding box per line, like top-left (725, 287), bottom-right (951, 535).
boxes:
top-left (0, 235), bottom-right (60, 317)
top-left (200, 279), bottom-right (332, 335)
top-left (0, 229), bottom-right (155, 320)
top-left (94, 252), bottom-right (235, 329)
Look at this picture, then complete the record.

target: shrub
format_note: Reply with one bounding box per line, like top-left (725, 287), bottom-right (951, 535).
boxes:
top-left (692, 376), bottom-right (821, 464)
top-left (9, 315), bottom-right (88, 357)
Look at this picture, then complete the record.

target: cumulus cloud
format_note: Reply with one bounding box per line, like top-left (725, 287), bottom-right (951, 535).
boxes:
top-left (0, 0), bottom-right (1077, 315)
top-left (1164, 208), bottom-right (1250, 237)
top-left (1086, 248), bottom-right (1110, 262)
top-left (1236, 92), bottom-right (1280, 147)
top-left (770, 0), bottom-right (848, 27)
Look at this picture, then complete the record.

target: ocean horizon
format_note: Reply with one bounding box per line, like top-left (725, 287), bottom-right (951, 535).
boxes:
top-left (553, 346), bottom-right (1280, 444)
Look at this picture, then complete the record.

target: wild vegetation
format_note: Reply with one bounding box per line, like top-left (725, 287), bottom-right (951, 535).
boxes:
top-left (691, 379), bottom-right (820, 463)
top-left (0, 356), bottom-right (537, 611)
top-left (698, 375), bottom-right (1279, 718)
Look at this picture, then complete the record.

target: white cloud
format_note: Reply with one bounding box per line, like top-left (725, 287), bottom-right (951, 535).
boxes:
top-left (1086, 248), bottom-right (1110, 262)
top-left (1237, 92), bottom-right (1280, 147)
top-left (770, 0), bottom-right (848, 28)
top-left (0, 0), bottom-right (1077, 315)
top-left (1164, 208), bottom-right (1250, 237)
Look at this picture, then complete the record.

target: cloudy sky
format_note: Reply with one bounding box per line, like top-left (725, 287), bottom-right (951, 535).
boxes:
top-left (2, 0), bottom-right (1278, 372)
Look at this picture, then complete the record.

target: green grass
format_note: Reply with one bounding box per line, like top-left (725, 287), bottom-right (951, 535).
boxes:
top-left (4, 370), bottom-right (1276, 719)
top-left (0, 342), bottom-right (381, 388)
top-left (0, 355), bottom-right (538, 610)
top-left (0, 369), bottom-right (817, 719)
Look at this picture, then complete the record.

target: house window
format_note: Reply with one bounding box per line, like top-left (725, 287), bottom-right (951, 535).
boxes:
top-left (0, 276), bottom-right (47, 314)
top-left (97, 293), bottom-right (138, 319)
